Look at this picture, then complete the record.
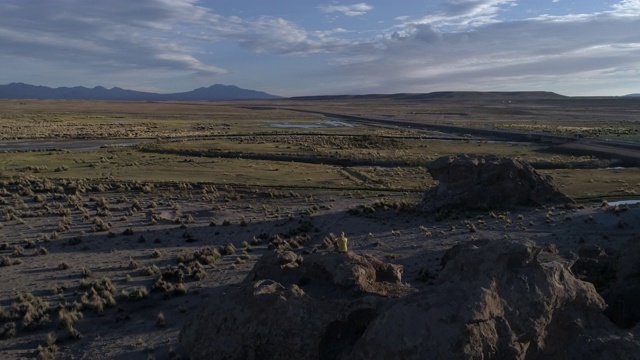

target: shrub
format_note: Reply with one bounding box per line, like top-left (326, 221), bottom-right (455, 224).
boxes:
top-left (156, 312), bottom-right (166, 328)
top-left (125, 286), bottom-right (149, 301)
top-left (140, 265), bottom-right (160, 276)
top-left (1, 256), bottom-right (11, 267)
top-left (194, 247), bottom-right (220, 265)
top-left (0, 322), bottom-right (16, 339)
top-left (80, 277), bottom-right (117, 315)
top-left (13, 245), bottom-right (24, 256)
top-left (223, 243), bottom-right (236, 256)
top-left (13, 292), bottom-right (51, 331)
top-left (36, 332), bottom-right (58, 360)
top-left (128, 257), bottom-right (141, 270)
top-left (189, 261), bottom-right (207, 281)
top-left (173, 283), bottom-right (188, 296)
top-left (58, 308), bottom-right (83, 339)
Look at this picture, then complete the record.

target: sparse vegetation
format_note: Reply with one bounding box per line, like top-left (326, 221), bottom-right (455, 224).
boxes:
top-left (0, 97), bottom-right (638, 359)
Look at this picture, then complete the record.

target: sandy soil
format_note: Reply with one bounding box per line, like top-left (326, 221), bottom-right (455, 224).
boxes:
top-left (0, 183), bottom-right (639, 359)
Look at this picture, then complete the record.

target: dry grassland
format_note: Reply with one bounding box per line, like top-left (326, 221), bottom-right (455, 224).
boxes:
top-left (0, 97), bottom-right (638, 358)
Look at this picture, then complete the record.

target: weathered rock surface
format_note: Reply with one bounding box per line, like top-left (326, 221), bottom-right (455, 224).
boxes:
top-left (349, 241), bottom-right (620, 360)
top-left (245, 250), bottom-right (410, 298)
top-left (181, 241), bottom-right (640, 360)
top-left (420, 154), bottom-right (574, 211)
top-left (180, 279), bottom-right (334, 360)
top-left (601, 237), bottom-right (640, 329)
top-left (570, 244), bottom-right (615, 292)
top-left (180, 251), bottom-right (410, 360)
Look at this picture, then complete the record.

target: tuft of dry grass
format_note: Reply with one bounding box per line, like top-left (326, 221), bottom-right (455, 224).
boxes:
top-left (125, 286), bottom-right (149, 301)
top-left (36, 332), bottom-right (58, 360)
top-left (140, 265), bottom-right (161, 277)
top-left (0, 321), bottom-right (17, 339)
top-left (58, 307), bottom-right (83, 339)
top-left (80, 277), bottom-right (117, 315)
top-left (1, 256), bottom-right (12, 267)
top-left (128, 257), bottom-right (141, 270)
top-left (156, 312), bottom-right (166, 328)
top-left (13, 291), bottom-right (51, 331)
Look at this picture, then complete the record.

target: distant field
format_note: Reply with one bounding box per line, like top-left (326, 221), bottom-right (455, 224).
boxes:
top-left (0, 98), bottom-right (638, 201)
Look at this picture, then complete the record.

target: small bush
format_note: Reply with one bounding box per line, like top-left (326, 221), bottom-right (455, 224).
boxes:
top-left (36, 332), bottom-right (58, 360)
top-left (1, 256), bottom-right (12, 267)
top-left (173, 283), bottom-right (188, 296)
top-left (125, 286), bottom-right (149, 301)
top-left (223, 243), bottom-right (236, 256)
top-left (0, 321), bottom-right (16, 339)
top-left (156, 312), bottom-right (166, 328)
top-left (58, 308), bottom-right (83, 339)
top-left (128, 257), bottom-right (141, 270)
top-left (140, 265), bottom-right (161, 277)
top-left (14, 292), bottom-right (51, 331)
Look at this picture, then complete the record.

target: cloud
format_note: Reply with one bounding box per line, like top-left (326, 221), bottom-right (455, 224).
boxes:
top-left (612, 0), bottom-right (640, 15)
top-left (318, 3), bottom-right (373, 17)
top-left (324, 1), bottom-right (640, 94)
top-left (0, 0), bottom-right (638, 96)
top-left (410, 0), bottom-right (517, 28)
top-left (0, 0), bottom-right (228, 77)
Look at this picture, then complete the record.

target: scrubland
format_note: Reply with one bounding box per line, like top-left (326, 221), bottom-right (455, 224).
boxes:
top-left (0, 96), bottom-right (638, 359)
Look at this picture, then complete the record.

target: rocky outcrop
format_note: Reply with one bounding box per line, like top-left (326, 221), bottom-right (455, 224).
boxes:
top-left (350, 241), bottom-right (617, 360)
top-left (245, 250), bottom-right (410, 298)
top-left (179, 279), bottom-right (334, 360)
top-left (420, 155), bottom-right (573, 211)
top-left (569, 238), bottom-right (640, 330)
top-left (570, 244), bottom-right (616, 292)
top-left (179, 251), bottom-right (411, 360)
top-left (181, 241), bottom-right (640, 360)
top-left (600, 237), bottom-right (640, 329)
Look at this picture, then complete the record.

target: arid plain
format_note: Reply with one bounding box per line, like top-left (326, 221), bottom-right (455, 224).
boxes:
top-left (0, 94), bottom-right (639, 359)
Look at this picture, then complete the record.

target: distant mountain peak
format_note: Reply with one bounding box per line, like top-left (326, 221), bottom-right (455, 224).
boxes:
top-left (0, 83), bottom-right (281, 101)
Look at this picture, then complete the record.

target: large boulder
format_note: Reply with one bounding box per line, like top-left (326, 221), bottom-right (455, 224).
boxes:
top-left (180, 279), bottom-right (335, 360)
top-left (420, 155), bottom-right (573, 211)
top-left (570, 244), bottom-right (616, 292)
top-left (181, 242), bottom-right (640, 360)
top-left (245, 250), bottom-right (410, 298)
top-left (180, 250), bottom-right (410, 360)
top-left (568, 238), bottom-right (640, 330)
top-left (601, 237), bottom-right (640, 329)
top-left (348, 240), bottom-right (622, 360)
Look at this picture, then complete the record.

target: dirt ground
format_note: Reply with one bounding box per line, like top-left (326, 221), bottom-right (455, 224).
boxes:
top-left (0, 181), bottom-right (638, 359)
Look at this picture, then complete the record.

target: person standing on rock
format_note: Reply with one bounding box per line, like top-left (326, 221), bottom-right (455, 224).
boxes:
top-left (337, 232), bottom-right (348, 252)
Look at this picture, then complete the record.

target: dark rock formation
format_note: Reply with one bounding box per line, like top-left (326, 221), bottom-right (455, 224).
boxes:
top-left (179, 251), bottom-right (410, 360)
top-left (349, 241), bottom-right (621, 360)
top-left (181, 241), bottom-right (640, 360)
top-left (245, 250), bottom-right (410, 298)
top-left (570, 244), bottom-right (616, 292)
top-left (601, 237), bottom-right (640, 329)
top-left (568, 238), bottom-right (640, 330)
top-left (420, 155), bottom-right (573, 211)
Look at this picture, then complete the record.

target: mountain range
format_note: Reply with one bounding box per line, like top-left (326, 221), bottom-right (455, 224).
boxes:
top-left (0, 83), bottom-right (281, 101)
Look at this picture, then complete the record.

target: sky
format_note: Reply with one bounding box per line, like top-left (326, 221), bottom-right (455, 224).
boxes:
top-left (1, 0), bottom-right (639, 96)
